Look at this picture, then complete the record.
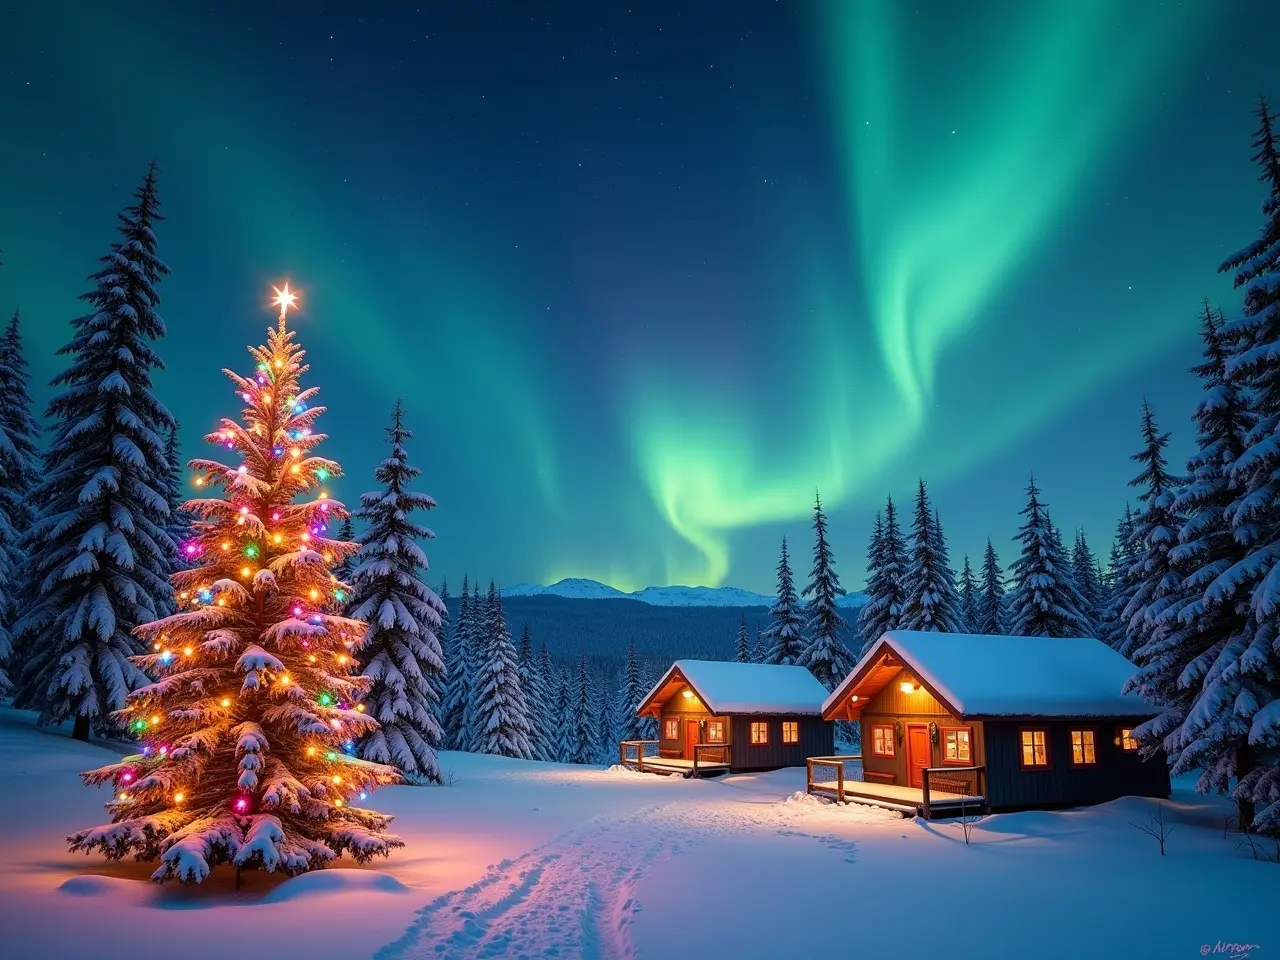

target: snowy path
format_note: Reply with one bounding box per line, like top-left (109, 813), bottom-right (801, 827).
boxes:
top-left (376, 789), bottom-right (882, 960)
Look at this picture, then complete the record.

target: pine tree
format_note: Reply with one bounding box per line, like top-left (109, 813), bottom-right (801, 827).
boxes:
top-left (596, 678), bottom-right (618, 765)
top-left (432, 577), bottom-right (450, 711)
top-left (799, 491), bottom-right (854, 688)
top-left (1117, 401), bottom-right (1186, 662)
top-left (900, 480), bottom-right (963, 632)
top-left (66, 310), bottom-right (403, 882)
top-left (568, 655), bottom-right (596, 764)
top-left (13, 163), bottom-right (177, 740)
top-left (1099, 505), bottom-right (1140, 649)
top-left (858, 496), bottom-right (907, 655)
top-left (517, 625), bottom-right (552, 761)
top-left (1183, 98), bottom-right (1280, 831)
top-left (752, 624), bottom-right (766, 664)
top-left (0, 309), bottom-right (40, 691)
top-left (552, 666), bottom-right (573, 762)
top-left (440, 575), bottom-right (472, 750)
top-left (977, 539), bottom-right (1006, 634)
top-left (333, 516), bottom-right (357, 582)
top-left (538, 641), bottom-right (558, 752)
top-left (1127, 304), bottom-right (1251, 794)
top-left (734, 613), bottom-right (751, 662)
top-left (1006, 476), bottom-right (1092, 638)
top-left (473, 583), bottom-right (532, 759)
top-left (616, 640), bottom-right (645, 743)
top-left (463, 580), bottom-right (487, 751)
top-left (163, 423), bottom-right (191, 577)
top-left (1071, 529), bottom-right (1103, 634)
top-left (765, 537), bottom-right (805, 665)
top-left (958, 554), bottom-right (979, 633)
top-left (346, 400), bottom-right (447, 783)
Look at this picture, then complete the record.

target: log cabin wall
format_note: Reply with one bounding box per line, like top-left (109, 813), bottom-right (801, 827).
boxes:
top-left (728, 715), bottom-right (832, 772)
top-left (982, 719), bottom-right (1172, 809)
top-left (857, 670), bottom-right (986, 784)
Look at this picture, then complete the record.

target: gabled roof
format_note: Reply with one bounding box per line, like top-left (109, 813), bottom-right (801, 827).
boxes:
top-left (638, 659), bottom-right (830, 717)
top-left (823, 631), bottom-right (1152, 720)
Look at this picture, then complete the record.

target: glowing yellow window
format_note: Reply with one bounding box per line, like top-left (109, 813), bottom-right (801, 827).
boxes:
top-left (1020, 729), bottom-right (1049, 768)
top-left (750, 722), bottom-right (769, 745)
top-left (943, 726), bottom-right (972, 764)
top-left (1120, 728), bottom-right (1139, 751)
top-left (663, 719), bottom-right (679, 740)
top-left (782, 721), bottom-right (799, 744)
top-left (707, 720), bottom-right (725, 743)
top-left (1070, 729), bottom-right (1097, 766)
top-left (871, 724), bottom-right (895, 758)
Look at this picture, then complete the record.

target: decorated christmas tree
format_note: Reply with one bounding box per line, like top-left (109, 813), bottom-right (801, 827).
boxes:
top-left (68, 291), bottom-right (403, 883)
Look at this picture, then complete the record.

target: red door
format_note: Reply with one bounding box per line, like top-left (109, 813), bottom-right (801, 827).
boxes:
top-left (907, 725), bottom-right (930, 788)
top-left (684, 720), bottom-right (701, 760)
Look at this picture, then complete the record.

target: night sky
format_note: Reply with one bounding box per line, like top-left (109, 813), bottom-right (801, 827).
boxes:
top-left (2, 1), bottom-right (1278, 594)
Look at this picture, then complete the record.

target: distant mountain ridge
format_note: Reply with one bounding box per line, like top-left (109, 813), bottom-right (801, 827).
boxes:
top-left (502, 577), bottom-right (867, 608)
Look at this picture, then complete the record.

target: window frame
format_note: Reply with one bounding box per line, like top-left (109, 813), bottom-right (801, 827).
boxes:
top-left (706, 719), bottom-right (725, 744)
top-left (1119, 727), bottom-right (1139, 752)
top-left (1070, 728), bottom-right (1098, 767)
top-left (870, 723), bottom-right (895, 758)
top-left (750, 721), bottom-right (769, 746)
top-left (782, 721), bottom-right (800, 745)
top-left (940, 725), bottom-right (973, 766)
top-left (1018, 727), bottom-right (1051, 770)
top-left (663, 718), bottom-right (679, 741)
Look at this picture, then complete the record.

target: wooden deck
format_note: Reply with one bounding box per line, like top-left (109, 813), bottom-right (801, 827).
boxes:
top-left (806, 756), bottom-right (986, 818)
top-left (632, 756), bottom-right (731, 777)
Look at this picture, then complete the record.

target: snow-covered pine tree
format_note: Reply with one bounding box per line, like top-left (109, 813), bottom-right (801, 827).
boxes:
top-left (333, 516), bottom-right (356, 582)
top-left (765, 536), bottom-right (805, 665)
top-left (67, 310), bottom-right (403, 882)
top-left (1006, 476), bottom-right (1093, 638)
top-left (858, 496), bottom-right (907, 655)
top-left (752, 624), bottom-right (766, 664)
top-left (440, 574), bottom-right (472, 750)
top-left (734, 613), bottom-right (751, 662)
top-left (538, 641), bottom-right (560, 751)
top-left (1071, 529), bottom-right (1103, 634)
top-left (799, 491), bottom-right (854, 688)
top-left (1186, 98), bottom-right (1280, 832)
top-left (13, 163), bottom-right (177, 740)
top-left (472, 582), bottom-right (532, 759)
top-left (617, 640), bottom-right (645, 743)
top-left (163, 423), bottom-right (191, 579)
top-left (900, 480), bottom-right (963, 632)
top-left (1099, 505), bottom-right (1140, 649)
top-left (959, 554), bottom-right (979, 633)
top-left (1126, 304), bottom-right (1251, 795)
top-left (977, 538), bottom-right (1006, 634)
top-left (517, 625), bottom-right (553, 761)
top-left (596, 677), bottom-right (618, 764)
top-left (0, 308), bottom-right (40, 691)
top-left (1117, 400), bottom-right (1186, 661)
top-left (463, 580), bottom-right (488, 751)
top-left (568, 654), bottom-right (596, 765)
top-left (552, 665), bottom-right (573, 762)
top-left (432, 577), bottom-right (450, 712)
top-left (346, 400), bottom-right (447, 783)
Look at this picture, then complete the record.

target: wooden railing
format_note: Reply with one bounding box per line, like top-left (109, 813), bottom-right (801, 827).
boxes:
top-left (692, 742), bottom-right (731, 775)
top-left (618, 740), bottom-right (660, 771)
top-left (921, 765), bottom-right (986, 820)
top-left (806, 754), bottom-right (863, 802)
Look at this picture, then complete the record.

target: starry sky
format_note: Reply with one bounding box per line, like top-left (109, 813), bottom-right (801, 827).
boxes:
top-left (2, 0), bottom-right (1278, 595)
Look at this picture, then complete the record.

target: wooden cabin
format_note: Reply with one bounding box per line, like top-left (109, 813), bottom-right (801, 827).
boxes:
top-left (816, 631), bottom-right (1170, 817)
top-left (621, 660), bottom-right (834, 776)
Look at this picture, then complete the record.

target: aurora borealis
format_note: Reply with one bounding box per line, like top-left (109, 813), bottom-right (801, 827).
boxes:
top-left (2, 1), bottom-right (1278, 593)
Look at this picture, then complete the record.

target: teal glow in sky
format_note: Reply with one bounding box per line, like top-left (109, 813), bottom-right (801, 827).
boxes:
top-left (1, 0), bottom-right (1277, 593)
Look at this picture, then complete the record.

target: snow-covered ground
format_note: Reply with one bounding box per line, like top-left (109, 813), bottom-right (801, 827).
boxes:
top-left (1, 705), bottom-right (1275, 959)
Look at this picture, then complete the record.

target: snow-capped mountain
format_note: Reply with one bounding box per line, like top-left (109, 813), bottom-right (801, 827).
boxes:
top-left (502, 578), bottom-right (866, 608)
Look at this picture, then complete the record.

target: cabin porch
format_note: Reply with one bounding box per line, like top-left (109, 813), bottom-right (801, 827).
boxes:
top-left (619, 740), bottom-right (732, 777)
top-left (806, 756), bottom-right (986, 819)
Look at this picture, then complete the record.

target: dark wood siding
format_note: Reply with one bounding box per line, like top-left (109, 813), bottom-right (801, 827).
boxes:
top-left (857, 670), bottom-right (983, 785)
top-left (729, 715), bottom-right (832, 771)
top-left (983, 719), bottom-right (1171, 809)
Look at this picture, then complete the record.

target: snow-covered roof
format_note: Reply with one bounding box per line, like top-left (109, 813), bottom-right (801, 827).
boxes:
top-left (639, 660), bottom-right (831, 716)
top-left (823, 631), bottom-right (1151, 719)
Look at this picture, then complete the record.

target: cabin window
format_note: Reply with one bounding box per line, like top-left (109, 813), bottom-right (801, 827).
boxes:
top-left (1120, 728), bottom-right (1139, 752)
top-left (663, 719), bottom-right (679, 741)
top-left (871, 724), bottom-right (895, 757)
top-left (782, 721), bottom-right (799, 744)
top-left (750, 721), bottom-right (769, 745)
top-left (942, 726), bottom-right (972, 764)
top-left (1070, 729), bottom-right (1097, 766)
top-left (1020, 728), bottom-right (1050, 768)
top-left (707, 720), bottom-right (725, 743)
